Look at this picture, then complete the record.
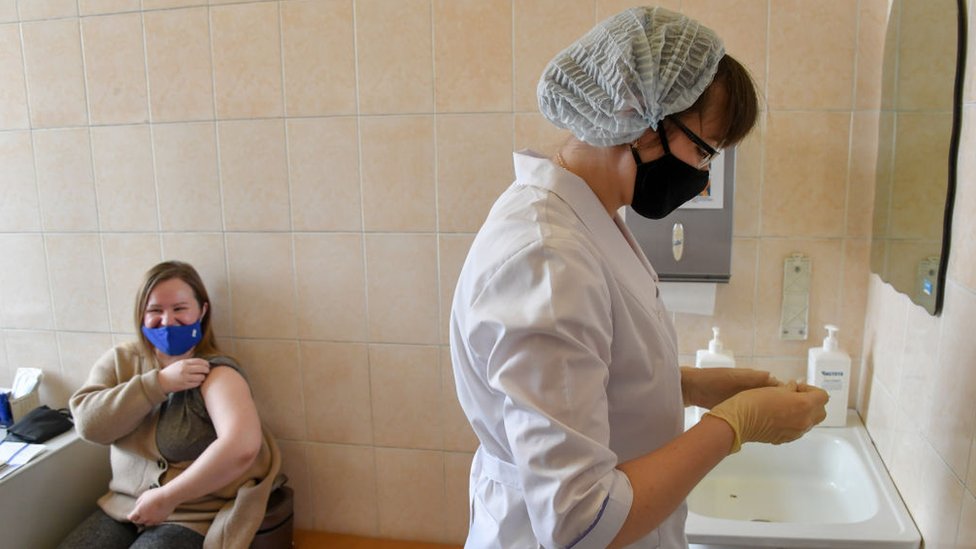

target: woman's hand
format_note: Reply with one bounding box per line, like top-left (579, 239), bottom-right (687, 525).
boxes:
top-left (127, 486), bottom-right (179, 527)
top-left (158, 358), bottom-right (210, 394)
top-left (680, 366), bottom-right (781, 409)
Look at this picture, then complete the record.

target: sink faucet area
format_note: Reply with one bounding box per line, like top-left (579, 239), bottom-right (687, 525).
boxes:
top-left (685, 410), bottom-right (920, 549)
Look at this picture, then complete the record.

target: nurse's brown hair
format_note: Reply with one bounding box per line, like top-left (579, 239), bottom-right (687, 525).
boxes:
top-left (684, 54), bottom-right (760, 147)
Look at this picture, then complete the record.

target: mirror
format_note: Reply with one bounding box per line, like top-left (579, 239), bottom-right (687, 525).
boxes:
top-left (869, 0), bottom-right (967, 315)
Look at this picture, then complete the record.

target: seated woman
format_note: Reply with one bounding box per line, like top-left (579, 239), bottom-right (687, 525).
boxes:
top-left (60, 260), bottom-right (281, 549)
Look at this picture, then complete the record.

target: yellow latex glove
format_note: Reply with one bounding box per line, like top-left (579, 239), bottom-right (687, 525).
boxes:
top-left (704, 381), bottom-right (829, 454)
top-left (680, 366), bottom-right (781, 409)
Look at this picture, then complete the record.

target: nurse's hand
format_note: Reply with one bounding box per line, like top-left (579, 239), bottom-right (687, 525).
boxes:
top-left (680, 366), bottom-right (781, 409)
top-left (704, 381), bottom-right (829, 454)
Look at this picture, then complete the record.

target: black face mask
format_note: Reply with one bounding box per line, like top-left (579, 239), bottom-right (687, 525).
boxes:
top-left (630, 127), bottom-right (710, 219)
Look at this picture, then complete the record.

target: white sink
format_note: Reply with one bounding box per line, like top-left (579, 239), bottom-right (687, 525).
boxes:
top-left (686, 410), bottom-right (920, 548)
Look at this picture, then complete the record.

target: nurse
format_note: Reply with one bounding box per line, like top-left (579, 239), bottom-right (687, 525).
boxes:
top-left (449, 7), bottom-right (829, 549)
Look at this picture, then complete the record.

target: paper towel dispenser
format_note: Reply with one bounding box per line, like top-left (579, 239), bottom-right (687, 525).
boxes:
top-left (624, 148), bottom-right (736, 282)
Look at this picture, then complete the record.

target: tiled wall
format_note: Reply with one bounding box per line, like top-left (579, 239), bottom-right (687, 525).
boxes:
top-left (0, 0), bottom-right (958, 545)
top-left (858, 0), bottom-right (976, 546)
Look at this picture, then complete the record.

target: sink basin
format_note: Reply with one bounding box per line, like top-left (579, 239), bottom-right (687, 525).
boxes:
top-left (685, 410), bottom-right (920, 548)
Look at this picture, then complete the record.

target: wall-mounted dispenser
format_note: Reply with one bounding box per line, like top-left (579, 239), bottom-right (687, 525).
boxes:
top-left (624, 148), bottom-right (736, 282)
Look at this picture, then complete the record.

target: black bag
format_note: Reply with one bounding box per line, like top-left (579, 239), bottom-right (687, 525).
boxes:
top-left (5, 405), bottom-right (73, 443)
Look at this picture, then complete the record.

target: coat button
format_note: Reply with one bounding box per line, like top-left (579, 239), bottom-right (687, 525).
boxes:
top-left (157, 459), bottom-right (166, 469)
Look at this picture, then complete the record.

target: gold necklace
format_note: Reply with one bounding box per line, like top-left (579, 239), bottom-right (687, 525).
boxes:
top-left (555, 151), bottom-right (569, 170)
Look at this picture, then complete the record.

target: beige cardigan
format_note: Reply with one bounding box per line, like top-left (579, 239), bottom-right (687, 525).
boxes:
top-left (70, 341), bottom-right (281, 549)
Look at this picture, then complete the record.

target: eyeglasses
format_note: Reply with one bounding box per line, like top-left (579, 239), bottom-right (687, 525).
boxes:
top-left (667, 116), bottom-right (721, 169)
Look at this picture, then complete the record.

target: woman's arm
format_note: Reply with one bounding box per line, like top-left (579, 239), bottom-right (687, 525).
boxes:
top-left (127, 366), bottom-right (263, 526)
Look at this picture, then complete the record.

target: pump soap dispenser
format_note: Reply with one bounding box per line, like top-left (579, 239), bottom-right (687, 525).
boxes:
top-left (688, 327), bottom-right (735, 428)
top-left (807, 324), bottom-right (851, 427)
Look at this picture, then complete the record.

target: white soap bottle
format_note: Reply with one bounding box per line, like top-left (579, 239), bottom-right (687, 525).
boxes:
top-left (807, 324), bottom-right (851, 427)
top-left (689, 327), bottom-right (735, 428)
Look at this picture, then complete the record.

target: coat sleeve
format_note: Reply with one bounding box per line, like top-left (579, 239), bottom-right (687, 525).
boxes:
top-left (70, 345), bottom-right (169, 444)
top-left (465, 238), bottom-right (633, 549)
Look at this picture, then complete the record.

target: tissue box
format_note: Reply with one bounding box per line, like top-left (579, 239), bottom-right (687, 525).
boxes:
top-left (9, 384), bottom-right (41, 423)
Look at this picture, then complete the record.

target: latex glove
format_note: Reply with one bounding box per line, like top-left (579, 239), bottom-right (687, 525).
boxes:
top-left (680, 366), bottom-right (781, 409)
top-left (704, 381), bottom-right (829, 454)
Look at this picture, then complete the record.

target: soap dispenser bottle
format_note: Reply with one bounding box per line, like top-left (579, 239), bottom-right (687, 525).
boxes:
top-left (807, 324), bottom-right (851, 427)
top-left (695, 327), bottom-right (735, 369)
top-left (688, 327), bottom-right (735, 428)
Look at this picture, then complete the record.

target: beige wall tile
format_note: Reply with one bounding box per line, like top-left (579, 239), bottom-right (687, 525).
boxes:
top-left (514, 113), bottom-right (570, 157)
top-left (889, 112), bottom-right (951, 240)
top-left (217, 119), bottom-right (290, 231)
top-left (0, 332), bottom-right (8, 386)
top-left (436, 114), bottom-right (514, 232)
top-left (0, 24), bottom-right (29, 129)
top-left (91, 125), bottom-right (158, 231)
top-left (895, 0), bottom-right (957, 111)
top-left (360, 116), bottom-right (435, 232)
top-left (17, 0), bottom-right (76, 20)
top-left (144, 7), bottom-right (214, 122)
top-left (46, 234), bottom-right (110, 333)
top-left (753, 356), bottom-right (805, 387)
top-left (301, 341), bottom-right (372, 445)
top-left (370, 344), bottom-right (442, 449)
top-left (81, 13), bottom-right (148, 125)
top-left (57, 331), bottom-right (113, 399)
top-left (513, 0), bottom-right (593, 112)
top-left (439, 234), bottom-right (474, 344)
top-left (211, 2), bottom-right (282, 119)
top-left (433, 0), bottom-right (512, 113)
top-left (883, 240), bottom-right (941, 300)
top-left (0, 1), bottom-right (16, 22)
top-left (847, 112), bottom-right (880, 238)
top-left (355, 0), bottom-right (431, 115)
top-left (970, 425), bottom-right (976, 492)
top-left (375, 448), bottom-right (446, 541)
top-left (226, 233), bottom-right (297, 339)
top-left (307, 443), bottom-right (378, 535)
top-left (280, 0), bottom-right (355, 116)
top-left (22, 19), bottom-right (88, 128)
top-left (144, 0), bottom-right (207, 8)
top-left (870, 112), bottom-right (895, 240)
top-left (101, 233), bottom-right (162, 333)
top-left (276, 440), bottom-right (313, 530)
top-left (160, 233), bottom-right (231, 337)
top-left (0, 235), bottom-right (53, 329)
top-left (864, 279), bottom-right (910, 399)
top-left (762, 112), bottom-right (849, 237)
top-left (731, 120), bottom-right (763, 238)
top-left (441, 347), bottom-right (477, 453)
top-left (754, 239), bottom-right (843, 357)
top-left (152, 122), bottom-right (222, 231)
top-left (365, 234), bottom-right (439, 344)
top-left (286, 117), bottom-right (361, 232)
top-left (897, 300), bottom-right (941, 433)
top-left (767, 0), bottom-right (856, 110)
top-left (948, 106), bottom-right (976, 289)
top-left (841, 240), bottom-right (871, 377)
top-left (911, 437), bottom-right (965, 548)
top-left (675, 238), bottom-right (757, 357)
top-left (79, 0), bottom-right (140, 15)
top-left (863, 374), bottom-right (897, 462)
top-left (927, 281), bottom-right (976, 478)
top-left (683, 0), bottom-right (768, 92)
top-left (0, 131), bottom-right (40, 231)
top-left (968, 0), bottom-right (976, 103)
top-left (234, 338), bottom-right (305, 440)
top-left (854, 0), bottom-right (890, 110)
top-left (33, 128), bottom-right (98, 231)
top-left (959, 489), bottom-right (976, 548)
top-left (294, 233), bottom-right (367, 341)
top-left (444, 451), bottom-right (473, 544)
top-left (5, 330), bottom-right (65, 406)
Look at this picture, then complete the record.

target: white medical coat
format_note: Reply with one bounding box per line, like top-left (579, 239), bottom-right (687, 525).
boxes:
top-left (450, 151), bottom-right (687, 549)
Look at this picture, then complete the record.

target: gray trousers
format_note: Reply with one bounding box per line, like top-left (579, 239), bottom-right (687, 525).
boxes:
top-left (58, 508), bottom-right (204, 549)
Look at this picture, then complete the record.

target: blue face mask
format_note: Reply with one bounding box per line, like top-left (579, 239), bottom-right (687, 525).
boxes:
top-left (141, 321), bottom-right (203, 356)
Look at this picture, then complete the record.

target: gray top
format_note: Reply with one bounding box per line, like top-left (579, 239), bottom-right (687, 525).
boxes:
top-left (156, 356), bottom-right (248, 463)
